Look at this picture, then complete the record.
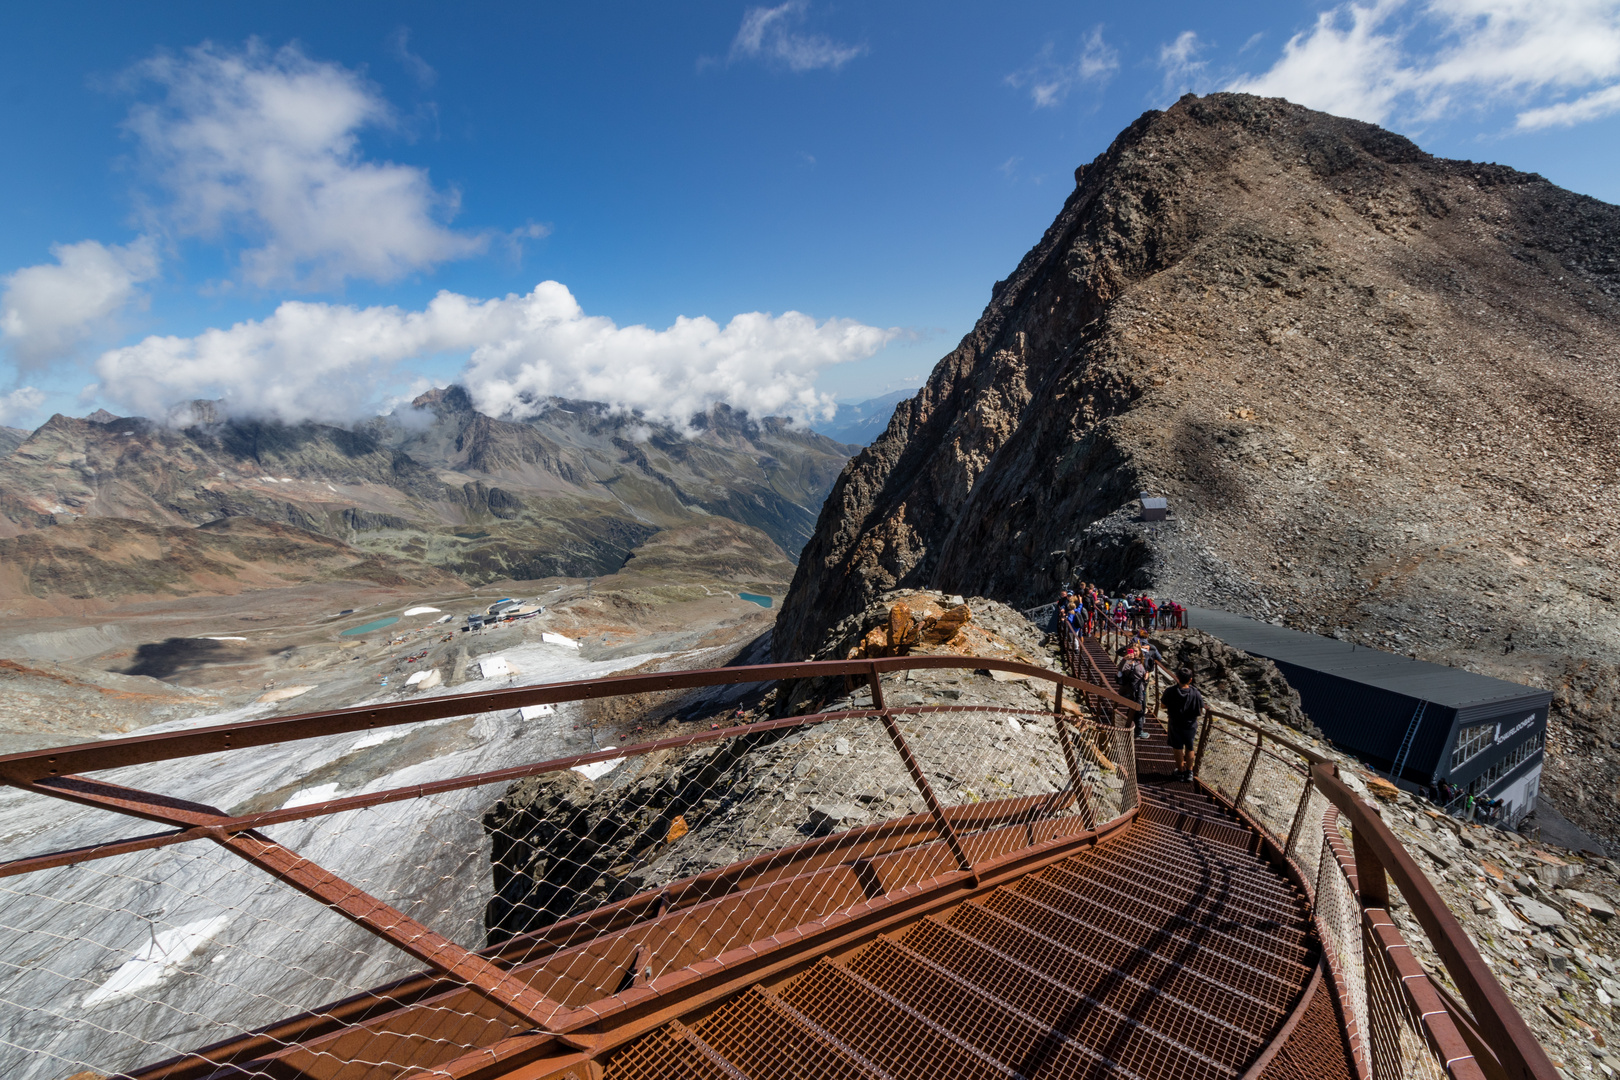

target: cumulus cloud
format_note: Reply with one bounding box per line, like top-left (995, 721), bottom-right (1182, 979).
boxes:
top-left (1006, 27), bottom-right (1120, 108)
top-left (92, 281), bottom-right (898, 426)
top-left (1, 238), bottom-right (159, 367)
top-left (0, 387), bottom-right (46, 428)
top-left (125, 40), bottom-right (483, 289)
top-left (1226, 0), bottom-right (1620, 129)
top-left (730, 2), bottom-right (866, 72)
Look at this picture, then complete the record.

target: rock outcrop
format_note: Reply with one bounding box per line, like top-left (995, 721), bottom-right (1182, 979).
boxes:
top-left (775, 92), bottom-right (1620, 843)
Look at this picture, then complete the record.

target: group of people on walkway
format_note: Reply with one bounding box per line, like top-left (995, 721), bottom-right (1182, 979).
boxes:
top-left (1057, 585), bottom-right (1187, 636)
top-left (1055, 586), bottom-right (1203, 782)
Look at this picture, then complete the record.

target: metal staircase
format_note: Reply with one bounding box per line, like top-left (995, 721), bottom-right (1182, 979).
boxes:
top-left (1390, 700), bottom-right (1428, 781)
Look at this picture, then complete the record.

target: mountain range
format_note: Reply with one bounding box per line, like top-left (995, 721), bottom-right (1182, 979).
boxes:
top-left (0, 387), bottom-right (854, 608)
top-left (810, 389), bottom-right (917, 445)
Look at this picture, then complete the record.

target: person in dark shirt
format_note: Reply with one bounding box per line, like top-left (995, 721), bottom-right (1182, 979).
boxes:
top-left (1162, 665), bottom-right (1205, 781)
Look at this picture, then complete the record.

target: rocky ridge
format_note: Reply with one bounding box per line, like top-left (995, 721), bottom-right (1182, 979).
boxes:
top-left (776, 91), bottom-right (1620, 846)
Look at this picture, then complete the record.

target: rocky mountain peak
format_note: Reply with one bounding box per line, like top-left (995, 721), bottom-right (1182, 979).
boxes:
top-left (773, 92), bottom-right (1620, 844)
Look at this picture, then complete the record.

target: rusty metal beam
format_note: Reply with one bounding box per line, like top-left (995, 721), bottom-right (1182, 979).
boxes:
top-left (218, 830), bottom-right (569, 1031)
top-left (3, 704), bottom-right (1079, 879)
top-left (871, 664), bottom-right (974, 877)
top-left (0, 827), bottom-right (211, 880)
top-left (28, 774), bottom-right (572, 1032)
top-left (0, 657), bottom-right (1136, 785)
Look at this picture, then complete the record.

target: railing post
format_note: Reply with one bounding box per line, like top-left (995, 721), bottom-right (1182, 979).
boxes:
top-left (1284, 774), bottom-right (1316, 859)
top-left (872, 663), bottom-right (975, 877)
top-left (1235, 730), bottom-right (1265, 811)
top-left (1055, 721), bottom-right (1097, 829)
top-left (1193, 708), bottom-right (1214, 779)
top-left (1353, 819), bottom-right (1390, 909)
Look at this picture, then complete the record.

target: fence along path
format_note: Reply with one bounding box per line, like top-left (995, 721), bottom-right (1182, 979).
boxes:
top-left (0, 645), bottom-right (1560, 1080)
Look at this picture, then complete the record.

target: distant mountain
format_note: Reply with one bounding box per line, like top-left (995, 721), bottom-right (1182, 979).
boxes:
top-left (810, 390), bottom-right (916, 447)
top-left (0, 390), bottom-right (855, 602)
top-left (0, 427), bottom-right (28, 457)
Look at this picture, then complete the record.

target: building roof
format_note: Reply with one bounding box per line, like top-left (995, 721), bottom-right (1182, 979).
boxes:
top-left (1184, 606), bottom-right (1547, 712)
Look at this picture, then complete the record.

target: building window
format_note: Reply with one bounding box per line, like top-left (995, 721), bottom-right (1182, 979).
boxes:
top-left (1465, 734), bottom-right (1543, 796)
top-left (1451, 722), bottom-right (1496, 769)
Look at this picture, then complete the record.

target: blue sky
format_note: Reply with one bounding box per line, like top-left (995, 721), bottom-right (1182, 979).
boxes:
top-left (3, 1), bottom-right (1618, 429)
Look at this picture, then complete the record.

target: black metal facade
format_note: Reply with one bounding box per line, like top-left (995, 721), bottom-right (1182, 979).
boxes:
top-left (1184, 607), bottom-right (1550, 788)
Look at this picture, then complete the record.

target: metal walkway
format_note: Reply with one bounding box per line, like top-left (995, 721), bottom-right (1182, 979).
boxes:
top-left (606, 656), bottom-right (1353, 1080)
top-left (0, 646), bottom-right (1558, 1080)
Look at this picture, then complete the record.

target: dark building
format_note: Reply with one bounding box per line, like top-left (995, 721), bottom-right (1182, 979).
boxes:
top-left (1186, 606), bottom-right (1549, 827)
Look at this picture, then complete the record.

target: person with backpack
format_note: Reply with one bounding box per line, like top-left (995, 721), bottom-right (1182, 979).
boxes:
top-left (1117, 647), bottom-right (1150, 739)
top-left (1162, 665), bottom-right (1205, 781)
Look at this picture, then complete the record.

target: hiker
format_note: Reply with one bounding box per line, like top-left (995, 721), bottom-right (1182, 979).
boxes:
top-left (1162, 665), bottom-right (1205, 781)
top-left (1127, 627), bottom-right (1164, 671)
top-left (1117, 647), bottom-right (1150, 739)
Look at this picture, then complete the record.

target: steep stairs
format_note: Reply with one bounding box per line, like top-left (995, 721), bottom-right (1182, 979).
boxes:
top-left (605, 637), bottom-right (1355, 1080)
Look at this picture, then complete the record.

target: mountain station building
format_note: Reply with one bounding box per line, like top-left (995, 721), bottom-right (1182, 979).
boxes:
top-left (1186, 606), bottom-right (1550, 828)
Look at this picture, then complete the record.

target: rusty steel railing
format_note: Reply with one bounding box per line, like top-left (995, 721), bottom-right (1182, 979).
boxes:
top-left (1186, 698), bottom-right (1557, 1080)
top-left (0, 655), bottom-right (1142, 1080)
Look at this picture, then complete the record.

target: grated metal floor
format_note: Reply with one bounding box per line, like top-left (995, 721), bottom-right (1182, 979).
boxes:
top-left (606, 659), bottom-right (1358, 1080)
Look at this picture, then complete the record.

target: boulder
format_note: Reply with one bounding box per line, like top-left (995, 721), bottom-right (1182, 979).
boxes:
top-left (1561, 889), bottom-right (1617, 922)
top-left (1512, 895), bottom-right (1567, 929)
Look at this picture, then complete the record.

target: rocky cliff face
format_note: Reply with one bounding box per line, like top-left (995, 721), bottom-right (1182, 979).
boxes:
top-left (775, 93), bottom-right (1620, 842)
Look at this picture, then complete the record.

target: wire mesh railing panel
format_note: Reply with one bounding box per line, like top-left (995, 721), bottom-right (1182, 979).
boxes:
top-left (1196, 719), bottom-right (1257, 806)
top-left (1243, 749), bottom-right (1310, 847)
top-left (888, 708), bottom-right (1134, 831)
top-left (0, 839), bottom-right (455, 1080)
top-left (1290, 786), bottom-right (1331, 887)
top-left (0, 655), bottom-right (1163, 1080)
top-left (1364, 918), bottom-right (1451, 1080)
top-left (1315, 833), bottom-right (1370, 1067)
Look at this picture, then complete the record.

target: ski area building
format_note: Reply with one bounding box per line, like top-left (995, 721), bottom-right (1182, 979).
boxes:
top-left (1186, 606), bottom-right (1550, 825)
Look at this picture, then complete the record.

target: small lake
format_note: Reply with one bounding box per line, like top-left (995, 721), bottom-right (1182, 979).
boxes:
top-left (738, 593), bottom-right (772, 608)
top-left (340, 616), bottom-right (400, 637)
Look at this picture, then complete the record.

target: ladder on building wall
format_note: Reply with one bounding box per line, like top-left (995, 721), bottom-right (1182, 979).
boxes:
top-left (1390, 700), bottom-right (1428, 781)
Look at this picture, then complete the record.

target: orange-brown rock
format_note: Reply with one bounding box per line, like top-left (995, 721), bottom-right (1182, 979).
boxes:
top-left (888, 601), bottom-right (919, 652)
top-left (921, 604), bottom-right (972, 645)
top-left (861, 626), bottom-right (890, 657)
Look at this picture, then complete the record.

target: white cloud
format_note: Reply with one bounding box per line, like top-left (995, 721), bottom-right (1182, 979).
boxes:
top-left (125, 40), bottom-right (483, 289)
top-left (1158, 31), bottom-right (1211, 99)
top-left (92, 281), bottom-right (898, 427)
top-left (387, 27), bottom-right (437, 88)
top-left (1226, 0), bottom-right (1620, 129)
top-left (730, 3), bottom-right (866, 72)
top-left (0, 387), bottom-right (46, 427)
top-left (1516, 82), bottom-right (1620, 127)
top-left (1, 238), bottom-right (159, 367)
top-left (1007, 27), bottom-right (1120, 108)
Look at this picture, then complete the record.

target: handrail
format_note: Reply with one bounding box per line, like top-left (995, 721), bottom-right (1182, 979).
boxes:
top-left (1162, 657), bottom-right (1552, 1080)
top-left (1313, 763), bottom-right (1558, 1080)
top-left (0, 654), bottom-right (1140, 784)
top-left (1142, 652), bottom-right (1331, 765)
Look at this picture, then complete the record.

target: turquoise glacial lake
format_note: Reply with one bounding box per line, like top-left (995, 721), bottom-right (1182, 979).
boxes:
top-left (738, 593), bottom-right (772, 608)
top-left (340, 616), bottom-right (400, 636)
